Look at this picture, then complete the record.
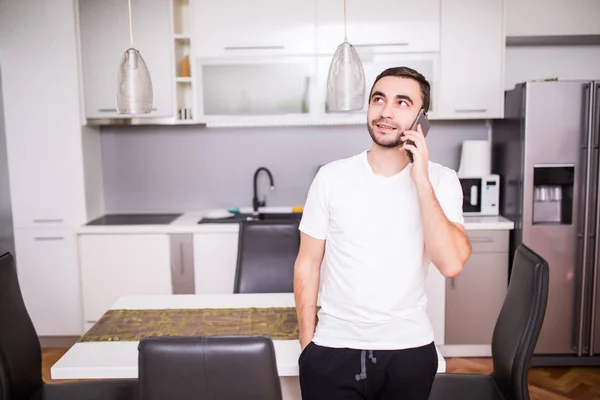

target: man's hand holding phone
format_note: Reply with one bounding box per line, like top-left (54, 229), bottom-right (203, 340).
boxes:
top-left (402, 109), bottom-right (430, 185)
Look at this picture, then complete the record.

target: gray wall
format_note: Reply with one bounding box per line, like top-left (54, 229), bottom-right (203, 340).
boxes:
top-left (100, 120), bottom-right (489, 213)
top-left (0, 64), bottom-right (15, 256)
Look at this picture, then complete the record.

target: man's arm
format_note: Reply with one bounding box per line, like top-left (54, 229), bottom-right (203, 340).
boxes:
top-left (402, 125), bottom-right (471, 278)
top-left (415, 180), bottom-right (471, 278)
top-left (294, 233), bottom-right (325, 350)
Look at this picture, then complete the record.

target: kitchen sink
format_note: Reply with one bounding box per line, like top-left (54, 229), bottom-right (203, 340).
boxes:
top-left (198, 212), bottom-right (302, 224)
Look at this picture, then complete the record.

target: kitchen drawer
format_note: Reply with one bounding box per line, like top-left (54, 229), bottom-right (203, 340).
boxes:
top-left (467, 230), bottom-right (509, 253)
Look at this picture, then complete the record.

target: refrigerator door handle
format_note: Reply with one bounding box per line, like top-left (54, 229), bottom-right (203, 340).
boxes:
top-left (587, 82), bottom-right (600, 355)
top-left (576, 83), bottom-right (595, 355)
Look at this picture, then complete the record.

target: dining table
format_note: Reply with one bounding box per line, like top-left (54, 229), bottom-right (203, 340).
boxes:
top-left (51, 293), bottom-right (446, 400)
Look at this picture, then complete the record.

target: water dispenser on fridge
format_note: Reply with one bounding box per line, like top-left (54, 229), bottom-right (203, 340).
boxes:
top-left (532, 165), bottom-right (574, 225)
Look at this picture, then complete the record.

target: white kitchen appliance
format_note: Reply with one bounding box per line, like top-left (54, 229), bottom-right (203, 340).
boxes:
top-left (458, 174), bottom-right (500, 215)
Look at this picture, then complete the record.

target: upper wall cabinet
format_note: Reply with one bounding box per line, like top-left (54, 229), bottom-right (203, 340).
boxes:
top-left (78, 0), bottom-right (174, 120)
top-left (437, 0), bottom-right (504, 119)
top-left (192, 0), bottom-right (316, 58)
top-left (316, 0), bottom-right (441, 55)
top-left (505, 0), bottom-right (600, 37)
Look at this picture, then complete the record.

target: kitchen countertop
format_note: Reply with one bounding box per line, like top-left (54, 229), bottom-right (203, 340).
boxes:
top-left (76, 208), bottom-right (515, 234)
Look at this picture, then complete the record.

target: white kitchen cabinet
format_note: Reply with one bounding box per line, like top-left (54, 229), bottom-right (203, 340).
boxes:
top-left (1, 0), bottom-right (106, 344)
top-left (78, 234), bottom-right (173, 325)
top-left (2, 1), bottom-right (91, 229)
top-left (316, 0), bottom-right (441, 55)
top-left (445, 230), bottom-right (510, 348)
top-left (7, 123), bottom-right (87, 229)
top-left (445, 253), bottom-right (508, 345)
top-left (193, 230), bottom-right (239, 294)
top-left (195, 56), bottom-right (316, 121)
top-left (192, 0), bottom-right (316, 58)
top-left (13, 228), bottom-right (83, 336)
top-left (506, 0), bottom-right (600, 37)
top-left (437, 0), bottom-right (505, 119)
top-left (78, 0), bottom-right (174, 119)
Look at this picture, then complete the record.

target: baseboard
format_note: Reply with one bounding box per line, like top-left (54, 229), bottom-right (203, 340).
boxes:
top-left (439, 345), bottom-right (491, 358)
top-left (39, 336), bottom-right (80, 348)
top-left (531, 354), bottom-right (600, 367)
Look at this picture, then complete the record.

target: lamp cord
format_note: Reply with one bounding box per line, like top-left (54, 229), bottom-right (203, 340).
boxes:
top-left (128, 0), bottom-right (134, 46)
top-left (343, 0), bottom-right (347, 42)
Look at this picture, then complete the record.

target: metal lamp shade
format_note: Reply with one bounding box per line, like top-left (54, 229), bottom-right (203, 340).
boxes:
top-left (326, 41), bottom-right (366, 112)
top-left (117, 48), bottom-right (153, 114)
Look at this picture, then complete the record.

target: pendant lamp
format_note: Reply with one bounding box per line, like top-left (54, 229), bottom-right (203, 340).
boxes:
top-left (117, 0), bottom-right (153, 114)
top-left (325, 0), bottom-right (365, 112)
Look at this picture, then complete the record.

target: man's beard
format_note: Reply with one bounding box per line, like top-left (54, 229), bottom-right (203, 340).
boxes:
top-left (367, 119), bottom-right (406, 148)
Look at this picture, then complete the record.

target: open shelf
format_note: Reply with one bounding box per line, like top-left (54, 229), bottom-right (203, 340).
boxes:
top-left (176, 81), bottom-right (194, 121)
top-left (173, 0), bottom-right (190, 35)
top-left (172, 0), bottom-right (195, 122)
top-left (174, 38), bottom-right (191, 78)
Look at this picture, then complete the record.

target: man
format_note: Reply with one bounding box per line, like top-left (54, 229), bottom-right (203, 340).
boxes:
top-left (294, 66), bottom-right (471, 399)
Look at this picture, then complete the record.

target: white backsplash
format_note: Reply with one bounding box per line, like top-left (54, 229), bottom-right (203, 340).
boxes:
top-left (100, 121), bottom-right (489, 213)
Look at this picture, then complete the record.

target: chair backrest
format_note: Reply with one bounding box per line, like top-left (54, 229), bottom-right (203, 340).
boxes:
top-left (0, 252), bottom-right (42, 399)
top-left (138, 335), bottom-right (283, 400)
top-left (234, 220), bottom-right (300, 293)
top-left (491, 243), bottom-right (549, 400)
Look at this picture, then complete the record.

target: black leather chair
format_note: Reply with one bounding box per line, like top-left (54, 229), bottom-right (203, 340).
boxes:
top-left (138, 335), bottom-right (283, 400)
top-left (428, 243), bottom-right (549, 400)
top-left (0, 252), bottom-right (137, 400)
top-left (234, 220), bottom-right (300, 293)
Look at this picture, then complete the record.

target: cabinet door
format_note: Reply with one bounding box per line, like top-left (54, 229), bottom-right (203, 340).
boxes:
top-left (317, 0), bottom-right (441, 55)
top-left (78, 234), bottom-right (172, 324)
top-left (438, 0), bottom-right (504, 119)
top-left (8, 126), bottom-right (86, 229)
top-left (13, 228), bottom-right (83, 336)
top-left (3, 4), bottom-right (87, 229)
top-left (78, 0), bottom-right (173, 119)
top-left (196, 56), bottom-right (316, 120)
top-left (193, 231), bottom-right (239, 294)
top-left (445, 252), bottom-right (509, 345)
top-left (506, 0), bottom-right (600, 37)
top-left (193, 0), bottom-right (316, 57)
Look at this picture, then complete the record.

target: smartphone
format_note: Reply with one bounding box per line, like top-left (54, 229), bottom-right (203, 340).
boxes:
top-left (405, 108), bottom-right (430, 163)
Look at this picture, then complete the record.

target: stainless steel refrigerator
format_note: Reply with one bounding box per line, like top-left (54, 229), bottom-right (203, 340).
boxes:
top-left (492, 80), bottom-right (600, 366)
top-left (0, 64), bottom-right (15, 258)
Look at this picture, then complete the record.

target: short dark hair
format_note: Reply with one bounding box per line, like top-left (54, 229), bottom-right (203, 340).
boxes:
top-left (369, 67), bottom-right (431, 112)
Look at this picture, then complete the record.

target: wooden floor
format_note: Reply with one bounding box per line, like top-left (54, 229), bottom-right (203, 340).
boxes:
top-left (42, 348), bottom-right (600, 399)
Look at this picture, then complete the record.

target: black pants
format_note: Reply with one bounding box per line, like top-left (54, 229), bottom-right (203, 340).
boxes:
top-left (299, 341), bottom-right (438, 400)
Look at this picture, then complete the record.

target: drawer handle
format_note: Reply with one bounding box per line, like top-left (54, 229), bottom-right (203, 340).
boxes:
top-left (354, 42), bottom-right (409, 47)
top-left (98, 108), bottom-right (157, 112)
top-left (455, 109), bottom-right (487, 113)
top-left (470, 237), bottom-right (495, 243)
top-left (34, 236), bottom-right (64, 241)
top-left (224, 45), bottom-right (285, 51)
top-left (33, 218), bottom-right (63, 223)
top-left (180, 242), bottom-right (185, 275)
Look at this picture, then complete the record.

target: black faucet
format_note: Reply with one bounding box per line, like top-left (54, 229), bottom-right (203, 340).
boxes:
top-left (253, 167), bottom-right (275, 214)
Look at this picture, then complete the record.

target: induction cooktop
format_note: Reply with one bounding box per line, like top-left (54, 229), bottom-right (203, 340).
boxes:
top-left (86, 213), bottom-right (182, 226)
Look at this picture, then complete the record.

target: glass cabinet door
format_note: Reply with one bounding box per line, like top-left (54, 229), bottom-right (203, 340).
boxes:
top-left (195, 57), bottom-right (316, 120)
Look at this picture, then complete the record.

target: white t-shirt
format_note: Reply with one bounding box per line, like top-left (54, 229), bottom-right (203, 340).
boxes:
top-left (298, 150), bottom-right (464, 350)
